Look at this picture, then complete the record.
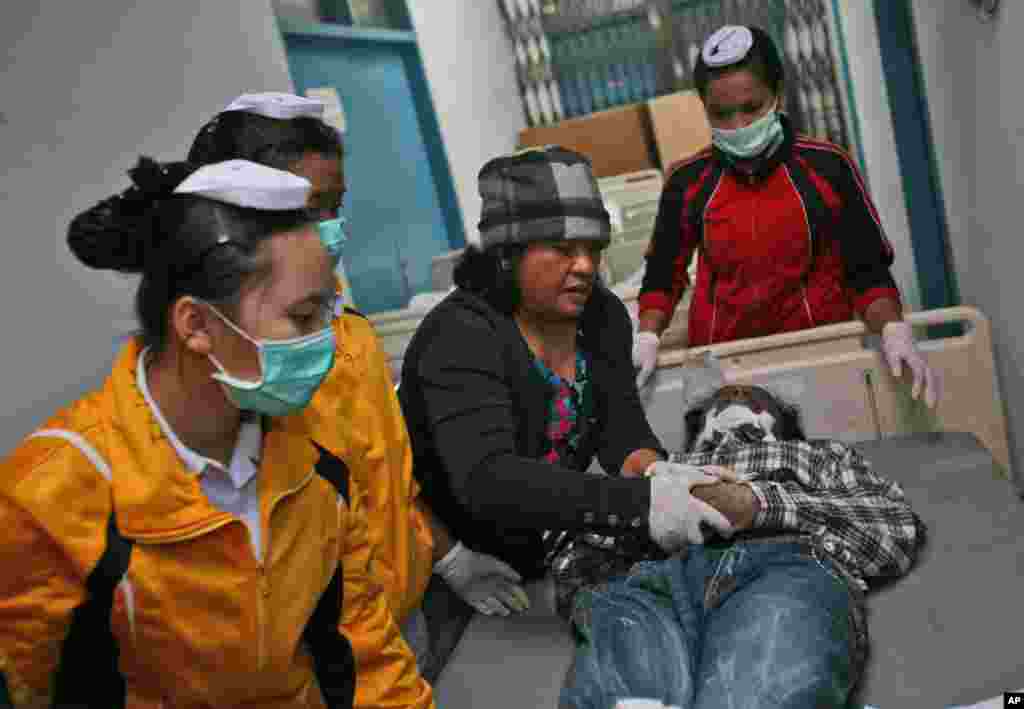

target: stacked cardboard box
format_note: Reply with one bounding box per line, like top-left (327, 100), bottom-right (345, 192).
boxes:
top-left (517, 90), bottom-right (711, 177)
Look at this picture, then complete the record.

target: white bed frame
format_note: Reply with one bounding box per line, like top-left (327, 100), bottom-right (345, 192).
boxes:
top-left (648, 305), bottom-right (1014, 488)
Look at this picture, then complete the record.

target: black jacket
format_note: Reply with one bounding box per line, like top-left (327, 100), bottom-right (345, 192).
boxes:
top-left (398, 285), bottom-right (664, 579)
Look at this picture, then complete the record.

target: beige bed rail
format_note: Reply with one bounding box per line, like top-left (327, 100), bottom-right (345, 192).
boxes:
top-left (655, 306), bottom-right (1013, 485)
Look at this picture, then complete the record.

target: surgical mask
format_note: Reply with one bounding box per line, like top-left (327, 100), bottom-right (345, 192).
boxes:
top-left (205, 302), bottom-right (336, 417)
top-left (318, 216), bottom-right (348, 267)
top-left (711, 105), bottom-right (783, 160)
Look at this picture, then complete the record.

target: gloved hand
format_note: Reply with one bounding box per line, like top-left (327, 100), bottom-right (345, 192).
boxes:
top-left (645, 461), bottom-right (734, 552)
top-left (881, 322), bottom-right (942, 408)
top-left (633, 331), bottom-right (661, 389)
top-left (433, 542), bottom-right (531, 616)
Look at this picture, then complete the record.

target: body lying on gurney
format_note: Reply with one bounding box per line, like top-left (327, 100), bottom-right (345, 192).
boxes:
top-left (398, 146), bottom-right (932, 707)
top-left (428, 372), bottom-right (1019, 704)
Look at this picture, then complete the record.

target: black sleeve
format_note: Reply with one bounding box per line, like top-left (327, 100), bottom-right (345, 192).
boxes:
top-left (414, 309), bottom-right (652, 534)
top-left (639, 156), bottom-right (708, 311)
top-left (826, 149), bottom-right (900, 297)
top-left (593, 291), bottom-right (666, 474)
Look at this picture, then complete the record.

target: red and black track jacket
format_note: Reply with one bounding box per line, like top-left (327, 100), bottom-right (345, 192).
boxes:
top-left (639, 115), bottom-right (901, 346)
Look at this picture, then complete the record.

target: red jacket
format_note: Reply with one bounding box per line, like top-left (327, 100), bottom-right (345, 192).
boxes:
top-left (639, 117), bottom-right (900, 346)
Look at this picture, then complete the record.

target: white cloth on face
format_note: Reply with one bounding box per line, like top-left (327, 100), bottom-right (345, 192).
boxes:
top-left (222, 91), bottom-right (325, 120)
top-left (136, 349), bottom-right (264, 561)
top-left (174, 159), bottom-right (311, 210)
top-left (693, 403), bottom-right (777, 452)
top-left (702, 25), bottom-right (754, 67)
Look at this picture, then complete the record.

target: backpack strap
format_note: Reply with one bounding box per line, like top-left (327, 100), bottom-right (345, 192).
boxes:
top-left (25, 430), bottom-right (132, 709)
top-left (50, 512), bottom-right (134, 709)
top-left (342, 306), bottom-right (368, 321)
top-left (305, 443), bottom-right (357, 709)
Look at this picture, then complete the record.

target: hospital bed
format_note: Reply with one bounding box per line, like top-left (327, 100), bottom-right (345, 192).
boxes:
top-left (432, 306), bottom-right (1024, 709)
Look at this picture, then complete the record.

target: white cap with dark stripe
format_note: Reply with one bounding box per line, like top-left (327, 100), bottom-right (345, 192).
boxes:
top-left (702, 25), bottom-right (755, 68)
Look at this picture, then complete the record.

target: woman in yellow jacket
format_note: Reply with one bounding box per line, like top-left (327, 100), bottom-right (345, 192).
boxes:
top-left (0, 158), bottom-right (432, 708)
top-left (186, 93), bottom-right (532, 673)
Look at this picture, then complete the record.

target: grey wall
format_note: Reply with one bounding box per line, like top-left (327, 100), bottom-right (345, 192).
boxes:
top-left (0, 1), bottom-right (294, 453)
top-left (911, 1), bottom-right (1022, 472)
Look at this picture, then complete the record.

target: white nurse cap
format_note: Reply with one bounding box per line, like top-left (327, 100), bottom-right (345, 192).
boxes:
top-left (701, 25), bottom-right (755, 68)
top-left (174, 159), bottom-right (312, 210)
top-left (221, 92), bottom-right (325, 121)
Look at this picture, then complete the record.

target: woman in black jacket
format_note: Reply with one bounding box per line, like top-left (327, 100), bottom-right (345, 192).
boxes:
top-left (398, 146), bottom-right (733, 601)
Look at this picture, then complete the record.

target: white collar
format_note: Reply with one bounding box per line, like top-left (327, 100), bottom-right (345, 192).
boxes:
top-left (136, 348), bottom-right (261, 489)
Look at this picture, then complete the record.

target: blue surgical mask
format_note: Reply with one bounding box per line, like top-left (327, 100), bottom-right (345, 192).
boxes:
top-left (205, 303), bottom-right (336, 417)
top-left (711, 105), bottom-right (783, 160)
top-left (318, 216), bottom-right (348, 267)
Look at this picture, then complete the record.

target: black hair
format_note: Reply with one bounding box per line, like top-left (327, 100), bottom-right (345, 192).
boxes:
top-left (67, 157), bottom-right (315, 353)
top-left (693, 26), bottom-right (785, 100)
top-left (187, 111), bottom-right (343, 169)
top-left (451, 243), bottom-right (526, 316)
top-left (683, 385), bottom-right (806, 453)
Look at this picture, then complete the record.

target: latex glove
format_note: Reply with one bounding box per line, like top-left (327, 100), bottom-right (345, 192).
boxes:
top-left (615, 701), bottom-right (683, 709)
top-left (633, 331), bottom-right (661, 389)
top-left (881, 322), bottom-right (942, 408)
top-left (646, 461), bottom-right (734, 552)
top-left (434, 542), bottom-right (531, 616)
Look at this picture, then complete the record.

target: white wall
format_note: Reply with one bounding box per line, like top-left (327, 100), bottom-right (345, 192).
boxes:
top-left (910, 0), bottom-right (1024, 475)
top-left (832, 0), bottom-right (922, 312)
top-left (405, 1), bottom-right (525, 242)
top-left (0, 1), bottom-right (294, 453)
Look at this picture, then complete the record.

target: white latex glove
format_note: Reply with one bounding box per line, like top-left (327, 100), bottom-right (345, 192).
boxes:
top-left (881, 322), bottom-right (942, 408)
top-left (615, 701), bottom-right (683, 709)
top-left (645, 461), bottom-right (734, 553)
top-left (633, 331), bottom-right (661, 389)
top-left (434, 542), bottom-right (531, 616)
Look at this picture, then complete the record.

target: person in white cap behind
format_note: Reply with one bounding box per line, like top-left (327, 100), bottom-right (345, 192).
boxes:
top-left (188, 93), bottom-right (528, 686)
top-left (0, 158), bottom-right (433, 708)
top-left (633, 25), bottom-right (941, 412)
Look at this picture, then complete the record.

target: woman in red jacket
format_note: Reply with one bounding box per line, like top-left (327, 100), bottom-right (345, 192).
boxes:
top-left (633, 25), bottom-right (940, 408)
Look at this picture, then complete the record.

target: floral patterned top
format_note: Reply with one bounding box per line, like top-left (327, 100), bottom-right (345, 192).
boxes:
top-left (533, 350), bottom-right (590, 466)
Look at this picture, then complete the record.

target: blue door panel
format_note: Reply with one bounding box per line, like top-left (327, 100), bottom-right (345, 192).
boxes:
top-left (284, 34), bottom-right (452, 313)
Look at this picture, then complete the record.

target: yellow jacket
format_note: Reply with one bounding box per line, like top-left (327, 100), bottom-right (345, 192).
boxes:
top-left (0, 340), bottom-right (433, 709)
top-left (309, 309), bottom-right (434, 624)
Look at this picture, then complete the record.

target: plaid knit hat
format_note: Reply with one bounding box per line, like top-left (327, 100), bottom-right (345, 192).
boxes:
top-left (477, 146), bottom-right (611, 250)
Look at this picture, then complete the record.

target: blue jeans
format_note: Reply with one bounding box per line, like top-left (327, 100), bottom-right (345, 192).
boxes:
top-left (560, 540), bottom-right (863, 709)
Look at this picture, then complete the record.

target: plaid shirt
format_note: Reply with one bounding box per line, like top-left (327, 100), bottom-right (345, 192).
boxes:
top-left (674, 438), bottom-right (926, 590)
top-left (548, 437), bottom-right (925, 619)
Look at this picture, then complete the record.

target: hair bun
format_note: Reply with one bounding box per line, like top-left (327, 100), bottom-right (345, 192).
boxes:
top-left (67, 157), bottom-right (195, 272)
top-left (127, 156), bottom-right (194, 197)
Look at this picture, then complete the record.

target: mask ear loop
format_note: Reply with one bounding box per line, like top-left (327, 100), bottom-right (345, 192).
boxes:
top-left (201, 299), bottom-right (267, 391)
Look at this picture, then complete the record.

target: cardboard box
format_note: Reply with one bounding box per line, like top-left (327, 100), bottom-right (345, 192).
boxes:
top-left (517, 104), bottom-right (657, 178)
top-left (647, 90), bottom-right (711, 172)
